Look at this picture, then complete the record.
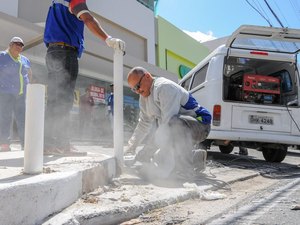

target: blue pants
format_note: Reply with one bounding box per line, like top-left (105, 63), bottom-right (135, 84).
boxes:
top-left (44, 45), bottom-right (78, 148)
top-left (0, 93), bottom-right (25, 146)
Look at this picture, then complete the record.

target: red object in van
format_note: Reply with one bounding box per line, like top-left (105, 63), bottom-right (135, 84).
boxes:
top-left (243, 74), bottom-right (280, 95)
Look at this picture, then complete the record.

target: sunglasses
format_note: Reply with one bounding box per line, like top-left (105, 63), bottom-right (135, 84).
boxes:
top-left (14, 42), bottom-right (24, 47)
top-left (131, 74), bottom-right (145, 92)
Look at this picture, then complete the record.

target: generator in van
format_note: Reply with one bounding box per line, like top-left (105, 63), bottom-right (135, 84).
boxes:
top-left (179, 25), bottom-right (300, 162)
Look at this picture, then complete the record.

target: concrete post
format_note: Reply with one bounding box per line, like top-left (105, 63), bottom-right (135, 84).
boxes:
top-left (24, 84), bottom-right (45, 174)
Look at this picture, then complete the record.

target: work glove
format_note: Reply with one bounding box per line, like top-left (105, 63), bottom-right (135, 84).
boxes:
top-left (105, 36), bottom-right (126, 52)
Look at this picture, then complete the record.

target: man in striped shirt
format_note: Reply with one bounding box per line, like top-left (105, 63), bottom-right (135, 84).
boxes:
top-left (43, 0), bottom-right (125, 156)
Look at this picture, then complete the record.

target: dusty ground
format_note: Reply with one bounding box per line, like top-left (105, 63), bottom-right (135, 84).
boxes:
top-left (120, 175), bottom-right (279, 225)
top-left (43, 148), bottom-right (299, 225)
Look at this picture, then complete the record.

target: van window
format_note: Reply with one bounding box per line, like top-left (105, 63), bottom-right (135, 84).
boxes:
top-left (271, 70), bottom-right (293, 93)
top-left (180, 76), bottom-right (192, 90)
top-left (223, 56), bottom-right (297, 106)
top-left (190, 63), bottom-right (209, 90)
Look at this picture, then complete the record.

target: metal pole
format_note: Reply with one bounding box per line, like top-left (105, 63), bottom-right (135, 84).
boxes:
top-left (113, 48), bottom-right (124, 166)
top-left (24, 84), bottom-right (45, 174)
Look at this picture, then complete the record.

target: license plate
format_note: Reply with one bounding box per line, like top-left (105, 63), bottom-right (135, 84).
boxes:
top-left (249, 115), bottom-right (273, 125)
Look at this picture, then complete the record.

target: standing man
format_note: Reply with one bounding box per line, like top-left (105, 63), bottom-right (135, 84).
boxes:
top-left (43, 0), bottom-right (125, 155)
top-left (79, 87), bottom-right (94, 139)
top-left (106, 83), bottom-right (114, 130)
top-left (0, 37), bottom-right (31, 151)
top-left (126, 67), bottom-right (211, 180)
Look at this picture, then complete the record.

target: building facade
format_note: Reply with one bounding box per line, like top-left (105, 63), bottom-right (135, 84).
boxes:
top-left (0, 0), bottom-right (209, 141)
top-left (156, 16), bottom-right (210, 78)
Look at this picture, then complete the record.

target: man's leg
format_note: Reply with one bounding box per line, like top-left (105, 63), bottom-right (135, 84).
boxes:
top-left (137, 116), bottom-right (210, 180)
top-left (108, 112), bottom-right (113, 131)
top-left (239, 147), bottom-right (248, 155)
top-left (45, 47), bottom-right (79, 152)
top-left (0, 93), bottom-right (15, 151)
top-left (180, 115), bottom-right (210, 172)
top-left (165, 115), bottom-right (210, 175)
top-left (137, 116), bottom-right (194, 180)
top-left (14, 95), bottom-right (26, 148)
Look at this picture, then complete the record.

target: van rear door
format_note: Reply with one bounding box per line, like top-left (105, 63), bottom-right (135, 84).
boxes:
top-left (225, 25), bottom-right (300, 135)
top-left (226, 25), bottom-right (300, 54)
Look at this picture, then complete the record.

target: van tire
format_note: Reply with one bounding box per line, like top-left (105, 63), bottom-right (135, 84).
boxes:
top-left (262, 147), bottom-right (287, 162)
top-left (219, 144), bottom-right (234, 154)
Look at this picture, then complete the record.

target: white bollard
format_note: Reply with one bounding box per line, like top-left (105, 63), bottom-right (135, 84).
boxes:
top-left (24, 84), bottom-right (45, 174)
top-left (113, 48), bottom-right (124, 166)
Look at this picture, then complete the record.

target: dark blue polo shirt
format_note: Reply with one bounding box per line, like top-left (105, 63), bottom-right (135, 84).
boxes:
top-left (44, 0), bottom-right (89, 58)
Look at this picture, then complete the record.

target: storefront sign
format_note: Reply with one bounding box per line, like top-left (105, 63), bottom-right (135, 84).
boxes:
top-left (89, 85), bottom-right (106, 104)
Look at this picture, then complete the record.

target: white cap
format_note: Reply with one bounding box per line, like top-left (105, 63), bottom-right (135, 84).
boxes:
top-left (10, 37), bottom-right (24, 45)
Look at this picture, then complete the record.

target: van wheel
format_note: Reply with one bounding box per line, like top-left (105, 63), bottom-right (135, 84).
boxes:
top-left (219, 144), bottom-right (234, 154)
top-left (262, 147), bottom-right (287, 162)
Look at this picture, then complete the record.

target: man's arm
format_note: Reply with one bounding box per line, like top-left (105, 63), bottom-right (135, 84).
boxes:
top-left (79, 12), bottom-right (109, 41)
top-left (127, 110), bottom-right (154, 152)
top-left (69, 0), bottom-right (104, 39)
top-left (28, 68), bottom-right (33, 83)
top-left (70, 1), bottom-right (125, 51)
top-left (80, 12), bottom-right (125, 51)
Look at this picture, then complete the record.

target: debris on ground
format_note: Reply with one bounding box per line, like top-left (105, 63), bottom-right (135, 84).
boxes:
top-left (291, 205), bottom-right (300, 210)
top-left (200, 191), bottom-right (227, 201)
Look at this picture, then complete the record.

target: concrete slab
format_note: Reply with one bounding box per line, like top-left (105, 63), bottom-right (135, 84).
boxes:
top-left (0, 144), bottom-right (116, 225)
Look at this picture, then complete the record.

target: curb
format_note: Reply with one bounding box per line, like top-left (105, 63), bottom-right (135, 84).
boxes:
top-left (0, 157), bottom-right (117, 225)
top-left (43, 168), bottom-right (260, 225)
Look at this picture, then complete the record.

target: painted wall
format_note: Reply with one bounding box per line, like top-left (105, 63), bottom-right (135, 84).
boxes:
top-left (156, 16), bottom-right (210, 79)
top-left (75, 0), bottom-right (156, 65)
top-left (0, 0), bottom-right (18, 17)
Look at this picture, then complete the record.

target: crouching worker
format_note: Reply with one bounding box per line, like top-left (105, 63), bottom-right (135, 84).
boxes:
top-left (125, 66), bottom-right (212, 180)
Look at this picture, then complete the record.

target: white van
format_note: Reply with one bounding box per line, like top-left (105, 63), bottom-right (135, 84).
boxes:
top-left (179, 25), bottom-right (300, 162)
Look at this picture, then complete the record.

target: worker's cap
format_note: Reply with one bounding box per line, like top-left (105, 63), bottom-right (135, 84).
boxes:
top-left (10, 37), bottom-right (24, 46)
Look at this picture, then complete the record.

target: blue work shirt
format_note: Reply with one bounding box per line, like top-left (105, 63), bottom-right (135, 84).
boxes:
top-left (44, 0), bottom-right (89, 58)
top-left (107, 93), bottom-right (114, 115)
top-left (0, 51), bottom-right (30, 96)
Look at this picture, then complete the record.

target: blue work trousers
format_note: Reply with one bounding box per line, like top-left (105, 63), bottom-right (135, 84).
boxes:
top-left (0, 93), bottom-right (25, 146)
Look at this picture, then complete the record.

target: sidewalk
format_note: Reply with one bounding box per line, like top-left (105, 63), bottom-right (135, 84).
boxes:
top-left (43, 160), bottom-right (260, 225)
top-left (0, 143), bottom-right (117, 225)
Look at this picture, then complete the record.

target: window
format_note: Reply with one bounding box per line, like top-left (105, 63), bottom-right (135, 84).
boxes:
top-left (271, 70), bottom-right (293, 93)
top-left (136, 0), bottom-right (155, 11)
top-left (181, 76), bottom-right (192, 90)
top-left (190, 63), bottom-right (209, 90)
